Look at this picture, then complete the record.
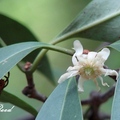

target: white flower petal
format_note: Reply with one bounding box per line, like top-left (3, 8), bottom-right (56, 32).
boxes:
top-left (99, 76), bottom-right (109, 87)
top-left (104, 69), bottom-right (118, 79)
top-left (58, 72), bottom-right (71, 83)
top-left (97, 48), bottom-right (110, 62)
top-left (72, 40), bottom-right (83, 66)
top-left (87, 52), bottom-right (97, 62)
top-left (73, 40), bottom-right (83, 56)
top-left (68, 71), bottom-right (79, 78)
top-left (82, 54), bottom-right (87, 59)
top-left (72, 54), bottom-right (79, 66)
top-left (67, 66), bottom-right (80, 71)
top-left (72, 54), bottom-right (86, 66)
top-left (58, 71), bottom-right (78, 83)
top-left (78, 77), bottom-right (86, 92)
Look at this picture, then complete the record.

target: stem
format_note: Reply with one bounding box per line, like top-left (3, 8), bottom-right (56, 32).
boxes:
top-left (0, 37), bottom-right (73, 73)
top-left (22, 62), bottom-right (47, 102)
top-left (30, 39), bottom-right (73, 73)
top-left (30, 50), bottom-right (48, 73)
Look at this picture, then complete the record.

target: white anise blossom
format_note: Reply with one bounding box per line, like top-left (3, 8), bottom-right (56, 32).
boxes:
top-left (58, 40), bottom-right (118, 92)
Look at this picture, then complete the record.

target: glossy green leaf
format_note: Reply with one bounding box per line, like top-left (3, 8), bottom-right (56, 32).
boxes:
top-left (36, 77), bottom-right (83, 120)
top-left (109, 40), bottom-right (120, 52)
top-left (111, 73), bottom-right (120, 120)
top-left (0, 14), bottom-right (54, 82)
top-left (56, 0), bottom-right (120, 43)
top-left (0, 90), bottom-right (37, 116)
top-left (0, 42), bottom-right (73, 79)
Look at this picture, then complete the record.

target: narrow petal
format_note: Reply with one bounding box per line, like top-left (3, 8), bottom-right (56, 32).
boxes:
top-left (99, 76), bottom-right (109, 87)
top-left (67, 66), bottom-right (80, 71)
top-left (78, 77), bottom-right (86, 92)
top-left (58, 72), bottom-right (71, 83)
top-left (104, 69), bottom-right (118, 79)
top-left (68, 71), bottom-right (79, 78)
top-left (87, 52), bottom-right (97, 62)
top-left (72, 54), bottom-right (86, 66)
top-left (73, 40), bottom-right (83, 56)
top-left (72, 54), bottom-right (79, 65)
top-left (82, 54), bottom-right (87, 59)
top-left (72, 40), bottom-right (83, 65)
top-left (58, 71), bottom-right (78, 83)
top-left (97, 48), bottom-right (110, 62)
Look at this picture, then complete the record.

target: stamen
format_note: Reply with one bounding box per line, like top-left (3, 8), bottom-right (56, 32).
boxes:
top-left (99, 76), bottom-right (109, 87)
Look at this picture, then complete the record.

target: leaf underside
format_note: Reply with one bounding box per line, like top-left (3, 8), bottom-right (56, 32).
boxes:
top-left (109, 40), bottom-right (120, 52)
top-left (36, 77), bottom-right (83, 120)
top-left (111, 73), bottom-right (120, 120)
top-left (56, 0), bottom-right (120, 42)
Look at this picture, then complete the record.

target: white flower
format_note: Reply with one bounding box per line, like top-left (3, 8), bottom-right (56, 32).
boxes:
top-left (58, 40), bottom-right (118, 92)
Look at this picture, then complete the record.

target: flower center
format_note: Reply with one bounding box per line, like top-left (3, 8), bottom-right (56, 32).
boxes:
top-left (79, 66), bottom-right (101, 79)
top-left (84, 67), bottom-right (94, 76)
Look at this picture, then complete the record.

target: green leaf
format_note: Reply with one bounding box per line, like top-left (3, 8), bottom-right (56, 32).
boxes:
top-left (0, 90), bottom-right (37, 116)
top-left (109, 40), bottom-right (120, 52)
top-left (36, 77), bottom-right (83, 120)
top-left (0, 14), bottom-right (54, 82)
top-left (111, 73), bottom-right (120, 120)
top-left (0, 42), bottom-right (73, 79)
top-left (0, 42), bottom-right (42, 79)
top-left (55, 0), bottom-right (120, 43)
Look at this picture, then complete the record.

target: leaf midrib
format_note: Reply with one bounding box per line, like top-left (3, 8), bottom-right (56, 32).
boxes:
top-left (59, 79), bottom-right (71, 120)
top-left (0, 42), bottom-right (41, 64)
top-left (56, 10), bottom-right (120, 43)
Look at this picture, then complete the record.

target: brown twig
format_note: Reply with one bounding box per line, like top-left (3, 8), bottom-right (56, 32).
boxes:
top-left (82, 90), bottom-right (112, 120)
top-left (81, 73), bottom-right (117, 120)
top-left (22, 62), bottom-right (47, 102)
